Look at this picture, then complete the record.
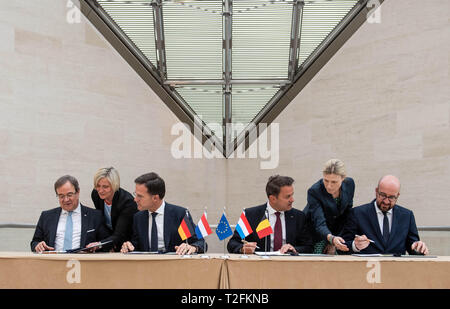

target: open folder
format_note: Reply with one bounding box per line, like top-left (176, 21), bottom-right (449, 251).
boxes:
top-left (65, 240), bottom-right (114, 253)
top-left (37, 240), bottom-right (114, 254)
top-left (54, 240), bottom-right (112, 253)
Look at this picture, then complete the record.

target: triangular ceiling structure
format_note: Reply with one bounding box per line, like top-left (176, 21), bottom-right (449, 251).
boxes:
top-left (79, 0), bottom-right (378, 157)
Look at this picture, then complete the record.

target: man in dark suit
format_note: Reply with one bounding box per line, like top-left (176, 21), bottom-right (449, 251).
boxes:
top-left (31, 175), bottom-right (110, 252)
top-left (121, 172), bottom-right (205, 255)
top-left (340, 175), bottom-right (429, 255)
top-left (227, 175), bottom-right (313, 254)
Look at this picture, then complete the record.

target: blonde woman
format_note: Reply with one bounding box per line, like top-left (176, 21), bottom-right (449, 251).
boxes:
top-left (303, 159), bottom-right (355, 254)
top-left (91, 167), bottom-right (137, 251)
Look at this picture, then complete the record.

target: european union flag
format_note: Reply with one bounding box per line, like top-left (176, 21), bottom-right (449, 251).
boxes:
top-left (216, 213), bottom-right (233, 241)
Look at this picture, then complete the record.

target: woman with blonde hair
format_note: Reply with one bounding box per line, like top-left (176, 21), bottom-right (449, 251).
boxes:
top-left (303, 159), bottom-right (355, 254)
top-left (91, 167), bottom-right (137, 251)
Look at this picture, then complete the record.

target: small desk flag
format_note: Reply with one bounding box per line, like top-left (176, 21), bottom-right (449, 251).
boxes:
top-left (256, 217), bottom-right (273, 239)
top-left (195, 212), bottom-right (213, 239)
top-left (235, 210), bottom-right (253, 239)
top-left (216, 213), bottom-right (233, 241)
top-left (178, 212), bottom-right (195, 241)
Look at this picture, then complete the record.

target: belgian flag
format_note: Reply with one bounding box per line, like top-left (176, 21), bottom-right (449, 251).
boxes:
top-left (256, 217), bottom-right (273, 239)
top-left (178, 212), bottom-right (195, 241)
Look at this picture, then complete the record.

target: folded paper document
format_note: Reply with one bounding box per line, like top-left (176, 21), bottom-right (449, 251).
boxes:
top-left (255, 251), bottom-right (290, 256)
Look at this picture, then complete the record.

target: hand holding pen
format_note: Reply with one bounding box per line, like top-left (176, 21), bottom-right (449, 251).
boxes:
top-left (241, 239), bottom-right (259, 254)
top-left (354, 234), bottom-right (374, 251)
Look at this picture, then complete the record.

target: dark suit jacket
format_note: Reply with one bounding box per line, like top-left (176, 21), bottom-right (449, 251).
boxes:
top-left (303, 177), bottom-right (355, 242)
top-left (340, 200), bottom-right (421, 255)
top-left (227, 204), bottom-right (313, 254)
top-left (30, 204), bottom-right (111, 252)
top-left (91, 187), bottom-right (138, 251)
top-left (130, 203), bottom-right (205, 253)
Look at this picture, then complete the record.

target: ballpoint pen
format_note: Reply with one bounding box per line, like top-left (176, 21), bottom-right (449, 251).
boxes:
top-left (355, 235), bottom-right (375, 243)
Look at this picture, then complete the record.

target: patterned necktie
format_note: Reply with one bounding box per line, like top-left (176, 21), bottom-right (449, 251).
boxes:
top-left (382, 211), bottom-right (390, 243)
top-left (63, 211), bottom-right (73, 251)
top-left (273, 212), bottom-right (282, 251)
top-left (151, 212), bottom-right (158, 252)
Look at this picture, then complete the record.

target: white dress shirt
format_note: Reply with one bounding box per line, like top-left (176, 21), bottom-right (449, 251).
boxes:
top-left (266, 201), bottom-right (286, 251)
top-left (55, 203), bottom-right (81, 251)
top-left (148, 201), bottom-right (165, 251)
top-left (352, 201), bottom-right (393, 252)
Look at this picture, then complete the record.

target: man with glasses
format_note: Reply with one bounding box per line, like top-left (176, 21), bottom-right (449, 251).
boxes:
top-left (340, 175), bottom-right (429, 255)
top-left (31, 175), bottom-right (110, 252)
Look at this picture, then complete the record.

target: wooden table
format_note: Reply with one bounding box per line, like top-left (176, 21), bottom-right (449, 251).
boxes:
top-left (1, 252), bottom-right (449, 289)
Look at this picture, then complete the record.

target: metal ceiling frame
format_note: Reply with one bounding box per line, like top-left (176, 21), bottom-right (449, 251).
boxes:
top-left (78, 0), bottom-right (379, 158)
top-left (152, 0), bottom-right (168, 80)
top-left (223, 0), bottom-right (233, 153)
top-left (288, 0), bottom-right (304, 82)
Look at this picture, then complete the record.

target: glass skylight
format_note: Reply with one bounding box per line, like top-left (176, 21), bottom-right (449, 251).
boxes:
top-left (92, 0), bottom-right (362, 156)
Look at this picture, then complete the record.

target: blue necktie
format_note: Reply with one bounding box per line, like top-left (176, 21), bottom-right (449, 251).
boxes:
top-left (382, 211), bottom-right (390, 243)
top-left (151, 212), bottom-right (158, 252)
top-left (63, 211), bottom-right (73, 251)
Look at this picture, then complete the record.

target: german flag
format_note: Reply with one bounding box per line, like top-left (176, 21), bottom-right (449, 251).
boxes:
top-left (256, 218), bottom-right (273, 239)
top-left (178, 212), bottom-right (195, 241)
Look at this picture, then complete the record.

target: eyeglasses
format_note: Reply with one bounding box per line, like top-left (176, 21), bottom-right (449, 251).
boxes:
top-left (377, 191), bottom-right (398, 202)
top-left (56, 192), bottom-right (77, 200)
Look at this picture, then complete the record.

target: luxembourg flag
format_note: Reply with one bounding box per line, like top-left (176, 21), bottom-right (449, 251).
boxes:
top-left (195, 212), bottom-right (213, 239)
top-left (235, 210), bottom-right (253, 239)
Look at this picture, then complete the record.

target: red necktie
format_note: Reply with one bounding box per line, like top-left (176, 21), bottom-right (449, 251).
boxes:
top-left (274, 212), bottom-right (282, 251)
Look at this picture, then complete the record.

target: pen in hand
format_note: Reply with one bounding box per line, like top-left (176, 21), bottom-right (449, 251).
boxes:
top-left (241, 239), bottom-right (260, 249)
top-left (355, 235), bottom-right (375, 243)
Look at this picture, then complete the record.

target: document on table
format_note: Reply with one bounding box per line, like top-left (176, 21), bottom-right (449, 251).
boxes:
top-left (255, 251), bottom-right (291, 256)
top-left (37, 251), bottom-right (67, 254)
top-left (125, 251), bottom-right (179, 255)
top-left (66, 240), bottom-right (113, 253)
top-left (352, 254), bottom-right (437, 258)
top-left (401, 255), bottom-right (437, 258)
top-left (125, 251), bottom-right (161, 254)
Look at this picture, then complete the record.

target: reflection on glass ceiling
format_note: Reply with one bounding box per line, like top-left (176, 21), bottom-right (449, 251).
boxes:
top-left (176, 85), bottom-right (223, 126)
top-left (232, 1), bottom-right (292, 79)
top-left (299, 0), bottom-right (357, 66)
top-left (99, 0), bottom-right (157, 64)
top-left (231, 85), bottom-right (280, 138)
top-left (94, 0), bottom-right (361, 154)
top-left (164, 1), bottom-right (223, 79)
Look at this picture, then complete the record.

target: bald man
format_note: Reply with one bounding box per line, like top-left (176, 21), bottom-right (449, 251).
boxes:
top-left (340, 175), bottom-right (428, 255)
